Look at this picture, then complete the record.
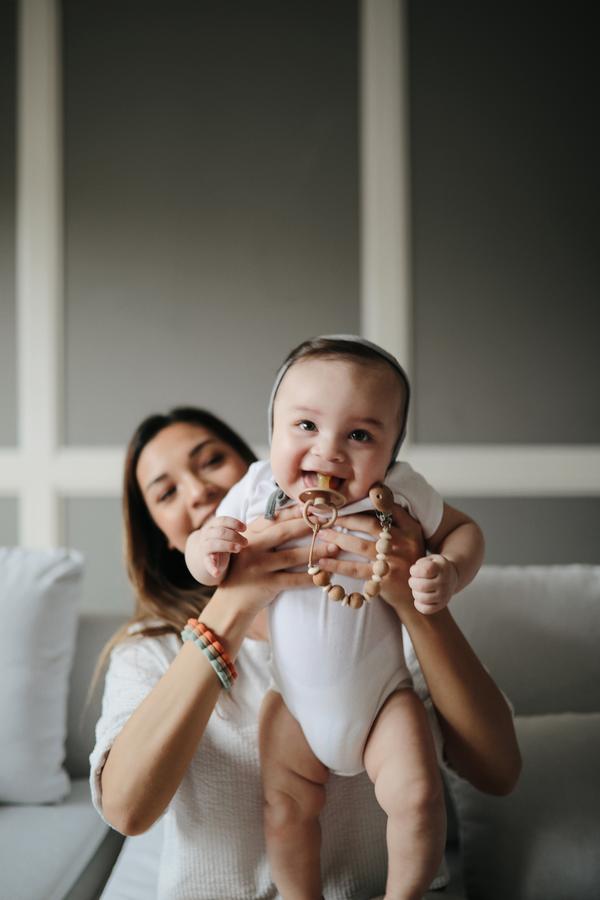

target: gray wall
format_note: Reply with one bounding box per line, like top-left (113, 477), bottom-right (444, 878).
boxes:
top-left (405, 2), bottom-right (600, 571)
top-left (0, 499), bottom-right (18, 546)
top-left (447, 497), bottom-right (600, 565)
top-left (63, 498), bottom-right (132, 613)
top-left (410, 1), bottom-right (600, 445)
top-left (63, 0), bottom-right (359, 448)
top-left (0, 0), bottom-right (16, 446)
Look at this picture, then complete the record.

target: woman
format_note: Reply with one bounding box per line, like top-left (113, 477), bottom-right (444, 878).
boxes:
top-left (92, 407), bottom-right (520, 899)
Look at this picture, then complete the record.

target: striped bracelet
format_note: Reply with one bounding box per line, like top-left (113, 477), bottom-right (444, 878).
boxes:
top-left (181, 618), bottom-right (238, 691)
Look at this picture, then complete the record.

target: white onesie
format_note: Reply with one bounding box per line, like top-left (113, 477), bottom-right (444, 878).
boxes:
top-left (217, 459), bottom-right (444, 776)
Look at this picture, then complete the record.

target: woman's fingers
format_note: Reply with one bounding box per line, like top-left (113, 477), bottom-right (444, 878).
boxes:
top-left (246, 505), bottom-right (304, 533)
top-left (248, 515), bottom-right (311, 550)
top-left (317, 528), bottom-right (374, 558)
top-left (316, 557), bottom-right (372, 581)
top-left (330, 513), bottom-right (379, 535)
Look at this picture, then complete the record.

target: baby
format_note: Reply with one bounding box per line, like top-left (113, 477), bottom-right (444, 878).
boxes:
top-left (186, 336), bottom-right (484, 899)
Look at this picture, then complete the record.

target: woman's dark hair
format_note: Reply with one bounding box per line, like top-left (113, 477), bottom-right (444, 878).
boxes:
top-left (91, 408), bottom-right (255, 688)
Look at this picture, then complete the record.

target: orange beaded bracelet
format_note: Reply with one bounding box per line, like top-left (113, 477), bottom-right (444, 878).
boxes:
top-left (182, 618), bottom-right (238, 689)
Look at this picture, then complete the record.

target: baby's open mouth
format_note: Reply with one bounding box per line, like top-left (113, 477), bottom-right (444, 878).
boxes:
top-left (302, 471), bottom-right (345, 492)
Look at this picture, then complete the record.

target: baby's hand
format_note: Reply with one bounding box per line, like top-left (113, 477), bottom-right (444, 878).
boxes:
top-left (408, 554), bottom-right (458, 615)
top-left (185, 516), bottom-right (247, 584)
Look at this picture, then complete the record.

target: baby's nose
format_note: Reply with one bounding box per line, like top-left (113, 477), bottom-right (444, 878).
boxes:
top-left (316, 434), bottom-right (345, 462)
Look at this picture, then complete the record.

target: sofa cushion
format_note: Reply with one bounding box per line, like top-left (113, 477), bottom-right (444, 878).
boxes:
top-left (451, 565), bottom-right (600, 715)
top-left (448, 712), bottom-right (600, 900)
top-left (0, 778), bottom-right (122, 900)
top-left (0, 547), bottom-right (82, 803)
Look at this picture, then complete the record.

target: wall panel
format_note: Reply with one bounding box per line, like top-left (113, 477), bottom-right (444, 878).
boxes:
top-left (63, 0), bottom-right (359, 447)
top-left (409, 1), bottom-right (600, 444)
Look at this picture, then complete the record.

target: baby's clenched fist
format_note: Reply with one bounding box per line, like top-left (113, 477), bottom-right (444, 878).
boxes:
top-left (408, 554), bottom-right (458, 615)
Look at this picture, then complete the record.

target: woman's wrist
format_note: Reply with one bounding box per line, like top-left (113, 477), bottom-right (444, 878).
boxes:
top-left (197, 586), bottom-right (257, 660)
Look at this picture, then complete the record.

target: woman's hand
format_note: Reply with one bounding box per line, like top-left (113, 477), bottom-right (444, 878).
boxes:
top-left (315, 503), bottom-right (425, 617)
top-left (215, 506), bottom-right (326, 616)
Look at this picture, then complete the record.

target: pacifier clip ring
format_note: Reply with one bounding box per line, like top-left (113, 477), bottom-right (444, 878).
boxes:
top-left (302, 479), bottom-right (394, 610)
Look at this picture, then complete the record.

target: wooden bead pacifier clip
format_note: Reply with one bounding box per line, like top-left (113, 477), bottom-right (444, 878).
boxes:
top-left (299, 475), bottom-right (395, 609)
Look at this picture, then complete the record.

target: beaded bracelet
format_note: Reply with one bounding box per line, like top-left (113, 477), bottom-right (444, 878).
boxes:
top-left (181, 618), bottom-right (238, 691)
top-left (186, 619), bottom-right (237, 680)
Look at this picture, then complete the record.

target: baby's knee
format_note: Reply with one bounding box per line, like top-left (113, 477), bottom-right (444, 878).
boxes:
top-left (379, 768), bottom-right (444, 825)
top-left (264, 780), bottom-right (326, 837)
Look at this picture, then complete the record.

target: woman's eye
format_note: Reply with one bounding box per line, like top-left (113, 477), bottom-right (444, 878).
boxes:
top-left (158, 486), bottom-right (176, 502)
top-left (201, 452), bottom-right (225, 469)
top-left (298, 420), bottom-right (317, 432)
top-left (349, 429), bottom-right (371, 443)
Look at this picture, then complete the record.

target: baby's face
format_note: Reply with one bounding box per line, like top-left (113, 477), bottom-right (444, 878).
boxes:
top-left (271, 357), bottom-right (403, 504)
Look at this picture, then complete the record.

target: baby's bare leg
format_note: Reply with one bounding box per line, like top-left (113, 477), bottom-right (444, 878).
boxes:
top-left (259, 690), bottom-right (329, 900)
top-left (363, 689), bottom-right (446, 900)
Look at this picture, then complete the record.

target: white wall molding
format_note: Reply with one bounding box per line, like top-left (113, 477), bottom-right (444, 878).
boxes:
top-left (0, 445), bottom-right (598, 498)
top-left (16, 0), bottom-right (62, 544)
top-left (403, 445), bottom-right (600, 497)
top-left (359, 0), bottom-right (411, 370)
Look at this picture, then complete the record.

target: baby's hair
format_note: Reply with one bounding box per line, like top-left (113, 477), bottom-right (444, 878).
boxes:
top-left (271, 335), bottom-right (411, 464)
top-left (284, 337), bottom-right (407, 396)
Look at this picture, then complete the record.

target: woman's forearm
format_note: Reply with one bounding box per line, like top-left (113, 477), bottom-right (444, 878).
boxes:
top-left (402, 605), bottom-right (521, 795)
top-left (101, 592), bottom-right (254, 835)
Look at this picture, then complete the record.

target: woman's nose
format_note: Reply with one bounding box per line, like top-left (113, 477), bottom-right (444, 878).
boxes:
top-left (183, 474), bottom-right (216, 507)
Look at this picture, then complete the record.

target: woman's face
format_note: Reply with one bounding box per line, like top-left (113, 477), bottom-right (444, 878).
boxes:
top-left (136, 422), bottom-right (249, 553)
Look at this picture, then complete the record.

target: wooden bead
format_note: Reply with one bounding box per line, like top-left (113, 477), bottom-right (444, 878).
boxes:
top-left (308, 565), bottom-right (320, 575)
top-left (372, 560), bottom-right (389, 577)
top-left (328, 584), bottom-right (346, 602)
top-left (376, 538), bottom-right (391, 554)
top-left (348, 592), bottom-right (364, 609)
top-left (313, 571), bottom-right (331, 587)
top-left (364, 580), bottom-right (380, 597)
top-left (369, 483), bottom-right (394, 513)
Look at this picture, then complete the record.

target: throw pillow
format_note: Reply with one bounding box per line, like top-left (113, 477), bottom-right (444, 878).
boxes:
top-left (448, 712), bottom-right (600, 900)
top-left (0, 547), bottom-right (83, 803)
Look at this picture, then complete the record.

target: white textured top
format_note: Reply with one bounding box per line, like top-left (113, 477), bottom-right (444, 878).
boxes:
top-left (90, 631), bottom-right (448, 899)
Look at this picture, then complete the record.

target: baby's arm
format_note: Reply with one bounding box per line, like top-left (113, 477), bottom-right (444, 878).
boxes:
top-left (185, 516), bottom-right (247, 587)
top-left (409, 503), bottom-right (484, 615)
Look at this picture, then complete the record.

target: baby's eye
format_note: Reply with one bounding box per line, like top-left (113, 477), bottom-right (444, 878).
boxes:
top-left (349, 429), bottom-right (372, 443)
top-left (298, 420), bottom-right (317, 432)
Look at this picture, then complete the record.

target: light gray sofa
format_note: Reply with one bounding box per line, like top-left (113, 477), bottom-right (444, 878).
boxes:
top-left (0, 613), bottom-right (125, 900)
top-left (2, 565), bottom-right (599, 899)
